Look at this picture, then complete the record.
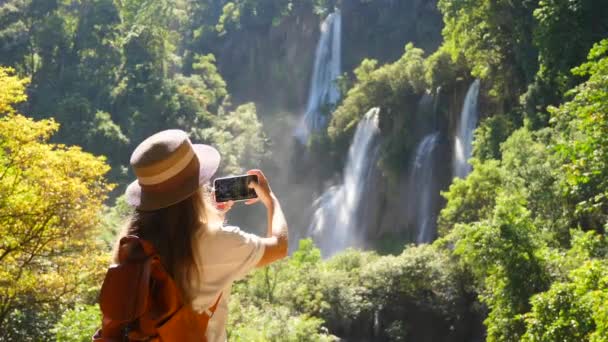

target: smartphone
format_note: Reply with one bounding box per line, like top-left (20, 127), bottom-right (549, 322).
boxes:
top-left (213, 174), bottom-right (258, 203)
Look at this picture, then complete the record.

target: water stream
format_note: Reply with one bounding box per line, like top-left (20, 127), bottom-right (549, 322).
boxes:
top-left (294, 10), bottom-right (342, 144)
top-left (309, 108), bottom-right (381, 257)
top-left (453, 79), bottom-right (480, 179)
top-left (408, 132), bottom-right (440, 243)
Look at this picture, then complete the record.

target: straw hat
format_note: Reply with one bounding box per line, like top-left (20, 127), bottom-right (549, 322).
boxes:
top-left (125, 129), bottom-right (220, 211)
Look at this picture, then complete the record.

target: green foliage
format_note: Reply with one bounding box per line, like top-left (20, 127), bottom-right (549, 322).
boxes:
top-left (216, 0), bottom-right (332, 35)
top-left (551, 39), bottom-right (608, 229)
top-left (533, 0), bottom-right (608, 96)
top-left (317, 249), bottom-right (378, 336)
top-left (330, 43), bottom-right (427, 144)
top-left (438, 159), bottom-right (506, 236)
top-left (228, 298), bottom-right (336, 342)
top-left (500, 128), bottom-right (569, 244)
top-left (230, 239), bottom-right (336, 341)
top-left (438, 0), bottom-right (538, 101)
top-left (446, 193), bottom-right (549, 341)
top-left (539, 230), bottom-right (608, 284)
top-left (424, 45), bottom-right (467, 90)
top-left (1, 304), bottom-right (61, 341)
top-left (231, 239), bottom-right (471, 341)
top-left (196, 103), bottom-right (269, 175)
top-left (0, 67), bottom-right (112, 337)
top-left (523, 259), bottom-right (608, 341)
top-left (435, 40), bottom-right (608, 339)
top-left (168, 53), bottom-right (229, 132)
top-left (191, 53), bottom-right (228, 105)
top-left (98, 195), bottom-right (132, 249)
top-left (523, 0), bottom-right (608, 127)
top-left (0, 67), bottom-right (28, 113)
top-left (53, 305), bottom-right (101, 342)
top-left (436, 0), bottom-right (607, 128)
top-left (443, 126), bottom-right (568, 243)
top-left (216, 2), bottom-right (241, 35)
top-left (323, 244), bottom-right (472, 340)
top-left (472, 114), bottom-right (516, 161)
top-left (435, 38), bottom-right (608, 338)
top-left (87, 111), bottom-right (129, 159)
top-left (358, 244), bottom-right (469, 340)
top-left (234, 239), bottom-right (325, 314)
top-left (0, 0), bottom-right (265, 187)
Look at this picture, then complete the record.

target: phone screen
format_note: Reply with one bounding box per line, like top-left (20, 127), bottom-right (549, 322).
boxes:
top-left (213, 174), bottom-right (258, 202)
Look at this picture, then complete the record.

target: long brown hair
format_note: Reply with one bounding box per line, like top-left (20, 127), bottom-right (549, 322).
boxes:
top-left (113, 188), bottom-right (220, 297)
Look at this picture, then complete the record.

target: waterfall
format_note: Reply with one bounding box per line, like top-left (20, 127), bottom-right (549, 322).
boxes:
top-left (309, 108), bottom-right (380, 257)
top-left (408, 132), bottom-right (440, 244)
top-left (294, 10), bottom-right (342, 144)
top-left (453, 79), bottom-right (480, 179)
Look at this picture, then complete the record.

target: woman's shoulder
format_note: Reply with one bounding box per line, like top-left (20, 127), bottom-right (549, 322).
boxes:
top-left (216, 225), bottom-right (242, 234)
top-left (196, 225), bottom-right (264, 267)
top-left (203, 225), bottom-right (243, 239)
top-left (198, 225), bottom-right (259, 246)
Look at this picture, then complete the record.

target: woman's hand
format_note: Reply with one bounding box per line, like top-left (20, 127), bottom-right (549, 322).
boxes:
top-left (211, 188), bottom-right (234, 213)
top-left (214, 199), bottom-right (234, 213)
top-left (245, 169), bottom-right (273, 208)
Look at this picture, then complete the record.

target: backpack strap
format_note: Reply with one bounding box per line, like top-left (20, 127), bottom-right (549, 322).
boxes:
top-left (203, 293), bottom-right (223, 318)
top-left (198, 292), bottom-right (223, 333)
top-left (117, 235), bottom-right (157, 262)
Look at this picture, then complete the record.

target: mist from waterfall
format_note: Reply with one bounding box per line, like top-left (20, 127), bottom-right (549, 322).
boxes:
top-left (408, 132), bottom-right (440, 244)
top-left (309, 108), bottom-right (380, 257)
top-left (453, 79), bottom-right (480, 179)
top-left (294, 10), bottom-right (342, 144)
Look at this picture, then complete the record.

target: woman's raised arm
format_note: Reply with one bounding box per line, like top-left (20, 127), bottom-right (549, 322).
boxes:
top-left (245, 169), bottom-right (289, 267)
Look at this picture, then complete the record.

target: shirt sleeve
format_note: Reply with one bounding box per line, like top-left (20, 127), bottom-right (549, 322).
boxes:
top-left (207, 226), bottom-right (265, 282)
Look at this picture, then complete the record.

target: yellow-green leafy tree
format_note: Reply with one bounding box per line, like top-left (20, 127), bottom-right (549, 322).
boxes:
top-left (0, 67), bottom-right (113, 338)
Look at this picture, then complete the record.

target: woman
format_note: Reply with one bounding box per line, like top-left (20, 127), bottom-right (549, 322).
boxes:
top-left (115, 129), bottom-right (288, 341)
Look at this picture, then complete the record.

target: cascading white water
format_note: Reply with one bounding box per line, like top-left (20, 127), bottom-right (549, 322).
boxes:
top-left (309, 108), bottom-right (380, 257)
top-left (408, 132), bottom-right (440, 244)
top-left (453, 79), bottom-right (480, 179)
top-left (294, 10), bottom-right (342, 144)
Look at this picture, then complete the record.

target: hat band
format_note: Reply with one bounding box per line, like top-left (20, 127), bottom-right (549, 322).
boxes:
top-left (137, 148), bottom-right (195, 186)
top-left (140, 156), bottom-right (200, 193)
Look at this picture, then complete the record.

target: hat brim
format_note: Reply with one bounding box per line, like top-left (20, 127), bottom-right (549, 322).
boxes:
top-left (125, 144), bottom-right (220, 211)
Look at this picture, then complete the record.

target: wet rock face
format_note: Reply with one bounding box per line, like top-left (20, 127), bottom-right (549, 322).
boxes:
top-left (210, 5), bottom-right (321, 114)
top-left (341, 0), bottom-right (443, 72)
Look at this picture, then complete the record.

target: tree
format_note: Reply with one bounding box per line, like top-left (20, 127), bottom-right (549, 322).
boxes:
top-left (0, 0), bottom-right (59, 76)
top-left (437, 159), bottom-right (506, 236)
top-left (533, 0), bottom-right (608, 98)
top-left (195, 103), bottom-right (269, 175)
top-left (359, 244), bottom-right (470, 341)
top-left (446, 193), bottom-right (549, 341)
top-left (53, 304), bottom-right (101, 342)
top-left (228, 239), bottom-right (336, 341)
top-left (551, 39), bottom-right (608, 230)
top-left (0, 67), bottom-right (112, 337)
top-left (523, 258), bottom-right (608, 341)
top-left (215, 0), bottom-right (331, 36)
top-left (521, 0), bottom-right (608, 128)
top-left (500, 128), bottom-right (569, 245)
top-left (329, 43), bottom-right (427, 146)
top-left (438, 0), bottom-right (539, 103)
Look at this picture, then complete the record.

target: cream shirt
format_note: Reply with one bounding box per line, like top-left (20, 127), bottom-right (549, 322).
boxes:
top-left (188, 226), bottom-right (265, 342)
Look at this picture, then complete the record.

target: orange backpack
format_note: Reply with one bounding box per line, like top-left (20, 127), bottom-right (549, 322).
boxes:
top-left (93, 235), bottom-right (221, 341)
